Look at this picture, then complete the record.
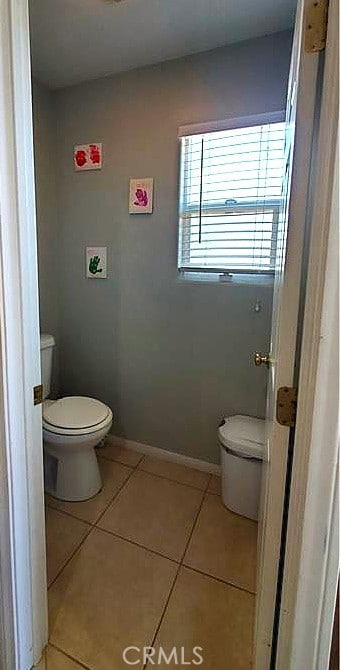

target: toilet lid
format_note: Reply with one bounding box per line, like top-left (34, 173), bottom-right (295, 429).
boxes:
top-left (43, 396), bottom-right (111, 430)
top-left (219, 415), bottom-right (265, 460)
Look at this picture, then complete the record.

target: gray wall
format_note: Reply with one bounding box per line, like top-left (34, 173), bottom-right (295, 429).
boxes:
top-left (34, 31), bottom-right (292, 463)
top-left (32, 82), bottom-right (60, 393)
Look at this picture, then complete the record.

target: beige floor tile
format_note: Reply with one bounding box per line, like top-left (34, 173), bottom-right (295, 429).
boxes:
top-left (151, 567), bottom-right (254, 670)
top-left (35, 644), bottom-right (86, 669)
top-left (48, 528), bottom-right (177, 670)
top-left (97, 439), bottom-right (143, 467)
top-left (98, 470), bottom-right (203, 560)
top-left (45, 508), bottom-right (90, 587)
top-left (138, 456), bottom-right (209, 490)
top-left (207, 474), bottom-right (222, 495)
top-left (45, 458), bottom-right (132, 524)
top-left (184, 494), bottom-right (258, 593)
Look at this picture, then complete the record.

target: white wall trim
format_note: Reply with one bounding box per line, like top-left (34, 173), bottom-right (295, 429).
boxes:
top-left (107, 434), bottom-right (221, 475)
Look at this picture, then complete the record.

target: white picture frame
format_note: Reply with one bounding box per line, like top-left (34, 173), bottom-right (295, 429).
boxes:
top-left (74, 143), bottom-right (102, 171)
top-left (86, 247), bottom-right (107, 278)
top-left (129, 177), bottom-right (154, 214)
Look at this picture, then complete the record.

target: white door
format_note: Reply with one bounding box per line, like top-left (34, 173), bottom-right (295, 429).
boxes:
top-left (254, 0), bottom-right (325, 667)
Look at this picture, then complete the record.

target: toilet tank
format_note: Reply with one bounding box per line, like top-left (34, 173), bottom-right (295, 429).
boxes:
top-left (40, 334), bottom-right (55, 400)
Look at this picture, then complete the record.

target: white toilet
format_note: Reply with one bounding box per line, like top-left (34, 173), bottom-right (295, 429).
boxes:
top-left (41, 334), bottom-right (113, 501)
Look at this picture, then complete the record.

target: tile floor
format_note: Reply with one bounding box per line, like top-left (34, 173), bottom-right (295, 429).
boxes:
top-left (43, 442), bottom-right (257, 670)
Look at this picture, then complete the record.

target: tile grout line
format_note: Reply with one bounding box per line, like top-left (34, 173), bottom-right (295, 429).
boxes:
top-left (45, 503), bottom-right (93, 526)
top-left (47, 454), bottom-right (254, 667)
top-left (46, 453), bottom-right (189, 590)
top-left (46, 455), bottom-right (140, 524)
top-left (96, 453), bottom-right (144, 468)
top-left (142, 478), bottom-right (210, 670)
top-left (46, 462), bottom-right (213, 524)
top-left (142, 565), bottom-right (181, 670)
top-left (136, 467), bottom-right (210, 492)
top-left (47, 468), bottom-right (212, 592)
top-left (47, 523), bottom-right (95, 591)
top-left (93, 462), bottom-right (137, 527)
top-left (182, 474), bottom-right (257, 596)
top-left (80, 523), bottom-right (256, 598)
top-left (178, 474), bottom-right (210, 565)
top-left (182, 564), bottom-right (256, 597)
top-left (99, 450), bottom-right (212, 492)
top-left (47, 466), bottom-right (250, 597)
top-left (95, 525), bottom-right (180, 566)
top-left (46, 456), bottom-right (146, 662)
top-left (47, 461), bottom-right (139, 590)
top-left (48, 516), bottom-right (254, 607)
top-left (49, 641), bottom-right (93, 669)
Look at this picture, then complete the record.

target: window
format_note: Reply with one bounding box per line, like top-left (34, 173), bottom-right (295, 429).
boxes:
top-left (178, 116), bottom-right (286, 276)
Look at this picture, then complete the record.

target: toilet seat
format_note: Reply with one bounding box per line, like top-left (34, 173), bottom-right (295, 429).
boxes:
top-left (43, 396), bottom-right (113, 436)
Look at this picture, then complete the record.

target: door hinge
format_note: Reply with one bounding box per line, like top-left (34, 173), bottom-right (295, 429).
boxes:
top-left (33, 384), bottom-right (43, 406)
top-left (305, 0), bottom-right (328, 53)
top-left (276, 386), bottom-right (298, 428)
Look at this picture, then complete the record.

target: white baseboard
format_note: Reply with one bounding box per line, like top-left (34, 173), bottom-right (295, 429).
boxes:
top-left (107, 434), bottom-right (221, 476)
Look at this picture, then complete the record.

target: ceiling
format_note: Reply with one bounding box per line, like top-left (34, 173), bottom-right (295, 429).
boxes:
top-left (29, 0), bottom-right (296, 89)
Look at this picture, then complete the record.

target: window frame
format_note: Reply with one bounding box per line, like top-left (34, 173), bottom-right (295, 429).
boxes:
top-left (177, 111), bottom-right (286, 277)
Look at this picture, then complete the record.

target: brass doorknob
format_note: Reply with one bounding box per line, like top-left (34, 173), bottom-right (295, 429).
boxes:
top-left (254, 352), bottom-right (271, 368)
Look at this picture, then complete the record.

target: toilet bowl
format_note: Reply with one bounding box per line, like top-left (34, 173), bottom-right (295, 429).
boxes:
top-left (43, 396), bottom-right (113, 501)
top-left (40, 334), bottom-right (113, 501)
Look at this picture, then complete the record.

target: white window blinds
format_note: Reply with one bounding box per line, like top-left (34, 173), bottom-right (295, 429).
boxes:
top-left (178, 118), bottom-right (286, 274)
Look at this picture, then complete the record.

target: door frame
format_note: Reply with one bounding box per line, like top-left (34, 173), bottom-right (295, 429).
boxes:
top-left (276, 0), bottom-right (339, 663)
top-left (0, 1), bottom-right (338, 669)
top-left (255, 0), bottom-right (339, 667)
top-left (254, 0), bottom-right (322, 665)
top-left (0, 0), bottom-right (48, 668)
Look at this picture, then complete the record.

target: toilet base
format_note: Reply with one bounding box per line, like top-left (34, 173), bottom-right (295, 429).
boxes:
top-left (44, 447), bottom-right (102, 501)
top-left (43, 422), bottom-right (112, 502)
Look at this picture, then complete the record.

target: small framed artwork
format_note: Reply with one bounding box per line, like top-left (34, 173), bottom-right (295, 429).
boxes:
top-left (129, 178), bottom-right (154, 214)
top-left (86, 247), bottom-right (107, 279)
top-left (74, 143), bottom-right (102, 171)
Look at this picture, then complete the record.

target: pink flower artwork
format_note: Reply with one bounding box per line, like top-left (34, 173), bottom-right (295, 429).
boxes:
top-left (74, 143), bottom-right (102, 171)
top-left (129, 178), bottom-right (154, 214)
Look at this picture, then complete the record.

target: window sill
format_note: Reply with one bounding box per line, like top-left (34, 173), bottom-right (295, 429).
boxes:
top-left (177, 271), bottom-right (275, 286)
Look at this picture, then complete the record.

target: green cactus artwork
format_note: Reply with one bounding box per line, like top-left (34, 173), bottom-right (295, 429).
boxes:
top-left (89, 255), bottom-right (102, 275)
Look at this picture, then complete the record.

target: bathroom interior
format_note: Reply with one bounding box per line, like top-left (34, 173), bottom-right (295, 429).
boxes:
top-left (29, 0), bottom-right (297, 667)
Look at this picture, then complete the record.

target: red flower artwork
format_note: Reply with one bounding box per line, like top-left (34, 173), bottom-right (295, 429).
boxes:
top-left (89, 143), bottom-right (101, 165)
top-left (74, 143), bottom-right (102, 170)
top-left (75, 149), bottom-right (87, 167)
top-left (134, 188), bottom-right (148, 207)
